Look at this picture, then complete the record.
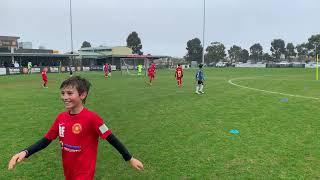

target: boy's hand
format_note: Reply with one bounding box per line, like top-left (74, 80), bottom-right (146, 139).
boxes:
top-left (8, 151), bottom-right (27, 170)
top-left (129, 157), bottom-right (144, 170)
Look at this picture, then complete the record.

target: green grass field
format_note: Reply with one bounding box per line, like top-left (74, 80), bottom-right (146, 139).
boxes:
top-left (1, 68), bottom-right (320, 179)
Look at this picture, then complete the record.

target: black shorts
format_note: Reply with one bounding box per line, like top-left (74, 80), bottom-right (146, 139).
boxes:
top-left (197, 80), bottom-right (203, 85)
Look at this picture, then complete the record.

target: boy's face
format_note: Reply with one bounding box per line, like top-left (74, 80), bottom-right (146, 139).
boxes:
top-left (60, 86), bottom-right (87, 110)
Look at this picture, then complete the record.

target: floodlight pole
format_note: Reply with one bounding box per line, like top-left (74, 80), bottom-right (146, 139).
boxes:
top-left (201, 0), bottom-right (206, 65)
top-left (69, 0), bottom-right (74, 67)
top-left (315, 45), bottom-right (319, 81)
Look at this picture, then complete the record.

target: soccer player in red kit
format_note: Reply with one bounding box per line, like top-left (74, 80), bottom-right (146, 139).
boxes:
top-left (103, 63), bottom-right (109, 78)
top-left (147, 66), bottom-right (155, 85)
top-left (41, 67), bottom-right (48, 88)
top-left (151, 63), bottom-right (156, 72)
top-left (175, 64), bottom-right (183, 87)
top-left (8, 76), bottom-right (144, 180)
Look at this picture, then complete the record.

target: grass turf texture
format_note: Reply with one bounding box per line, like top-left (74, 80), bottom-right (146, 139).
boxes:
top-left (1, 68), bottom-right (320, 179)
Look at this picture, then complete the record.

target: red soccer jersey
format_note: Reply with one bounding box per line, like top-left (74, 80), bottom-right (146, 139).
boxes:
top-left (41, 71), bottom-right (47, 80)
top-left (104, 64), bottom-right (108, 72)
top-left (148, 67), bottom-right (154, 76)
top-left (175, 67), bottom-right (183, 78)
top-left (151, 65), bottom-right (156, 73)
top-left (45, 108), bottom-right (112, 180)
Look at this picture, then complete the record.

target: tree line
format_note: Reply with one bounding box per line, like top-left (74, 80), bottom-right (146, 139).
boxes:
top-left (79, 32), bottom-right (320, 64)
top-left (185, 34), bottom-right (320, 64)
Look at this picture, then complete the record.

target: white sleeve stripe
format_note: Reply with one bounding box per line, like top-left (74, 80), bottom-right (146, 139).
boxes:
top-left (99, 124), bottom-right (109, 134)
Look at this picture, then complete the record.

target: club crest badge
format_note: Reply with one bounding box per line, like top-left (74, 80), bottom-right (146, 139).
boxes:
top-left (72, 123), bottom-right (82, 134)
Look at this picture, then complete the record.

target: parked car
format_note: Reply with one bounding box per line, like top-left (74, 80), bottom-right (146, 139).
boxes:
top-left (215, 61), bottom-right (227, 67)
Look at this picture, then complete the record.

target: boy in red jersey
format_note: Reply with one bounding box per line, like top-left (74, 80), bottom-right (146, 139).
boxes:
top-left (41, 67), bottom-right (48, 88)
top-left (147, 66), bottom-right (155, 85)
top-left (8, 76), bottom-right (144, 179)
top-left (175, 64), bottom-right (183, 87)
top-left (103, 63), bottom-right (109, 78)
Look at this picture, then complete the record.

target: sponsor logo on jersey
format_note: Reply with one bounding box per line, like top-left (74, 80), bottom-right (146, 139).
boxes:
top-left (60, 141), bottom-right (81, 152)
top-left (59, 124), bottom-right (65, 137)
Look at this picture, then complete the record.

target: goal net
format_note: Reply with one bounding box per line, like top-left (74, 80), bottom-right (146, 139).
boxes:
top-left (120, 58), bottom-right (149, 76)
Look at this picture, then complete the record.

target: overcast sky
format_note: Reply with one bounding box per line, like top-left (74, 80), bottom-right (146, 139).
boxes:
top-left (1, 0), bottom-right (319, 57)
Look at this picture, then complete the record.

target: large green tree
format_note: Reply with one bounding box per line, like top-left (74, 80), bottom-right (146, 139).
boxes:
top-left (240, 49), bottom-right (249, 63)
top-left (250, 43), bottom-right (263, 62)
top-left (262, 53), bottom-right (272, 61)
top-left (270, 39), bottom-right (286, 60)
top-left (296, 43), bottom-right (308, 61)
top-left (126, 31), bottom-right (143, 55)
top-left (185, 38), bottom-right (203, 63)
top-left (285, 43), bottom-right (296, 61)
top-left (81, 41), bottom-right (91, 48)
top-left (307, 34), bottom-right (320, 57)
top-left (205, 42), bottom-right (226, 63)
top-left (228, 45), bottom-right (242, 63)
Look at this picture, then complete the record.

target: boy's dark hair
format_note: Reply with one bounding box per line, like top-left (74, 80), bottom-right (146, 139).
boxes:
top-left (60, 76), bottom-right (91, 104)
top-left (178, 64), bottom-right (181, 66)
top-left (199, 64), bottom-right (203, 68)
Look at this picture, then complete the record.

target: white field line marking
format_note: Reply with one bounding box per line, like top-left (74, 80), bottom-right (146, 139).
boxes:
top-left (228, 77), bottom-right (320, 100)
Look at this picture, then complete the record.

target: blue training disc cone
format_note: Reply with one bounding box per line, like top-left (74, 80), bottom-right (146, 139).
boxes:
top-left (229, 129), bottom-right (239, 134)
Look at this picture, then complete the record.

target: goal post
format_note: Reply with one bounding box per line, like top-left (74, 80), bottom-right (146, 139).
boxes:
top-left (316, 54), bottom-right (319, 80)
top-left (120, 57), bottom-right (149, 76)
